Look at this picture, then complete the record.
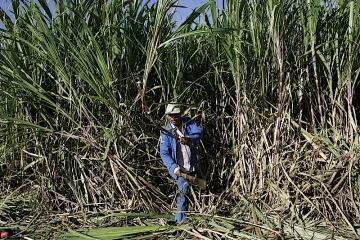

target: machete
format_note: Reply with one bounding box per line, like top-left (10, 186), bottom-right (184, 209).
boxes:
top-left (180, 172), bottom-right (207, 189)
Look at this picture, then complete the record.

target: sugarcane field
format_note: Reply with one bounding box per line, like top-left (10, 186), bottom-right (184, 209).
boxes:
top-left (0, 0), bottom-right (360, 239)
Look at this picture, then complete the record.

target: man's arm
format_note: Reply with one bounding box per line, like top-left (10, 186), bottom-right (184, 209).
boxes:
top-left (159, 133), bottom-right (179, 178)
top-left (186, 121), bottom-right (203, 145)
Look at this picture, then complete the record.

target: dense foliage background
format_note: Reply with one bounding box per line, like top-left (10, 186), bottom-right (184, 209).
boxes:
top-left (0, 0), bottom-right (359, 239)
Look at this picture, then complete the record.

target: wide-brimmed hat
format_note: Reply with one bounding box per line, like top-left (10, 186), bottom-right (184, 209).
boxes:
top-left (165, 103), bottom-right (181, 114)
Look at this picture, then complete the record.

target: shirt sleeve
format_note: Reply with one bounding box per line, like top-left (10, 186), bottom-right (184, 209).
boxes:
top-left (187, 121), bottom-right (203, 145)
top-left (159, 133), bottom-right (179, 179)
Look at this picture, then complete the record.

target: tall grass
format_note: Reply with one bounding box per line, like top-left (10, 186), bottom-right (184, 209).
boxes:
top-left (0, 0), bottom-right (359, 239)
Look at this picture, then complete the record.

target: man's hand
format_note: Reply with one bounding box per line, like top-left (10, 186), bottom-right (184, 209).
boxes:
top-left (178, 136), bottom-right (192, 145)
top-left (175, 169), bottom-right (181, 177)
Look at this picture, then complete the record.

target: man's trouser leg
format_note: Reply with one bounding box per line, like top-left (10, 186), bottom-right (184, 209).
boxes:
top-left (175, 176), bottom-right (190, 224)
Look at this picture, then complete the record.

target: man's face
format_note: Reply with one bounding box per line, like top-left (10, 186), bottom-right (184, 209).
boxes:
top-left (167, 113), bottom-right (181, 127)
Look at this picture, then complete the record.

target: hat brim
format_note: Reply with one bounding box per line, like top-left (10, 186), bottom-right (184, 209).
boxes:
top-left (166, 109), bottom-right (181, 114)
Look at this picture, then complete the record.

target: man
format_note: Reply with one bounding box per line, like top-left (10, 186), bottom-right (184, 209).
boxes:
top-left (159, 102), bottom-right (203, 225)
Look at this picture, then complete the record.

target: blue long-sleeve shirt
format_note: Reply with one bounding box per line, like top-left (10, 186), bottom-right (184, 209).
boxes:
top-left (159, 116), bottom-right (203, 179)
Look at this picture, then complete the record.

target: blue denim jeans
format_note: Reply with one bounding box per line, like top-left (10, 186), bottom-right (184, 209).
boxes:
top-left (175, 171), bottom-right (199, 224)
